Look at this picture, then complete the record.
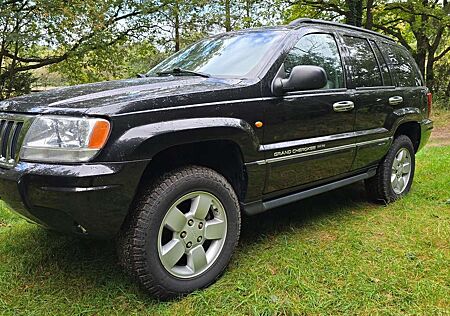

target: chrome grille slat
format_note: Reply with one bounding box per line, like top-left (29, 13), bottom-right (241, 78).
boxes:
top-left (0, 114), bottom-right (33, 168)
top-left (0, 120), bottom-right (9, 163)
top-left (6, 121), bottom-right (18, 163)
top-left (10, 122), bottom-right (23, 160)
top-left (1, 121), bottom-right (14, 158)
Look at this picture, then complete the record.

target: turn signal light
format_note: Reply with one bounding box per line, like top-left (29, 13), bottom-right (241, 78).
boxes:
top-left (255, 121), bottom-right (263, 128)
top-left (88, 120), bottom-right (111, 149)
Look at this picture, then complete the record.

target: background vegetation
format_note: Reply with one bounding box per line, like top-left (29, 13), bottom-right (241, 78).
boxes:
top-left (0, 1), bottom-right (449, 314)
top-left (0, 0), bottom-right (449, 101)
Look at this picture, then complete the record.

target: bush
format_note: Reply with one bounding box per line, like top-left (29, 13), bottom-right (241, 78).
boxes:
top-left (0, 71), bottom-right (36, 100)
top-left (433, 94), bottom-right (450, 111)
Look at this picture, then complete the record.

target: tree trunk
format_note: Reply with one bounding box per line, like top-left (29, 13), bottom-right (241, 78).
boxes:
top-left (174, 3), bottom-right (180, 52)
top-left (413, 44), bottom-right (427, 79)
top-left (345, 0), bottom-right (363, 26)
top-left (245, 0), bottom-right (251, 28)
top-left (225, 0), bottom-right (231, 32)
top-left (364, 0), bottom-right (374, 30)
top-left (5, 41), bottom-right (19, 99)
top-left (0, 41), bottom-right (5, 100)
top-left (426, 55), bottom-right (435, 92)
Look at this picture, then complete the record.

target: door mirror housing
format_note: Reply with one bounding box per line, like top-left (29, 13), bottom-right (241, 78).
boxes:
top-left (272, 65), bottom-right (328, 95)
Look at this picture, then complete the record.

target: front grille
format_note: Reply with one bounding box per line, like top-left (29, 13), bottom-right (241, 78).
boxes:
top-left (0, 114), bottom-right (31, 168)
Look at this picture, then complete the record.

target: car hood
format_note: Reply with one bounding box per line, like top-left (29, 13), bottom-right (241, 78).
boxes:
top-left (0, 76), bottom-right (251, 116)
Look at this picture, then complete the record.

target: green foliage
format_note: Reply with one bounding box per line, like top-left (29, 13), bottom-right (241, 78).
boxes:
top-left (0, 0), bottom-right (449, 95)
top-left (51, 40), bottom-right (165, 84)
top-left (0, 0), bottom-right (163, 98)
top-left (433, 95), bottom-right (450, 111)
top-left (285, 0), bottom-right (450, 91)
top-left (0, 71), bottom-right (36, 98)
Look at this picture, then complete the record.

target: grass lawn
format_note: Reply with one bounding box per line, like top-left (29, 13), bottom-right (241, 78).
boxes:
top-left (0, 129), bottom-right (449, 315)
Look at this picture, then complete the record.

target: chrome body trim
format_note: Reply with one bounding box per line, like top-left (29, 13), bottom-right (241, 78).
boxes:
top-left (248, 137), bottom-right (392, 166)
top-left (260, 128), bottom-right (388, 151)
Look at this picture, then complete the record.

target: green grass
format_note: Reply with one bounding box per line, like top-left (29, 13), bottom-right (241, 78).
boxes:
top-left (1, 145), bottom-right (449, 315)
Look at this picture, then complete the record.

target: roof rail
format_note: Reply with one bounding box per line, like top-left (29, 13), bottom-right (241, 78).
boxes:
top-left (288, 18), bottom-right (394, 42)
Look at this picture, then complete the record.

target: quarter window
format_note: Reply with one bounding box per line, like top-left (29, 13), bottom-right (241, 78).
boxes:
top-left (381, 43), bottom-right (422, 87)
top-left (343, 36), bottom-right (382, 87)
top-left (284, 33), bottom-right (344, 89)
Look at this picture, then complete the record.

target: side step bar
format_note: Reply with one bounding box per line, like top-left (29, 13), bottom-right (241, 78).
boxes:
top-left (243, 169), bottom-right (376, 215)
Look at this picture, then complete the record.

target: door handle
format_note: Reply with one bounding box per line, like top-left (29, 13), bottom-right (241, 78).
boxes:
top-left (333, 101), bottom-right (354, 112)
top-left (389, 96), bottom-right (403, 106)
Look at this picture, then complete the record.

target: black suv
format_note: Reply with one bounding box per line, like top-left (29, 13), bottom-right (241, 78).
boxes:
top-left (0, 18), bottom-right (433, 298)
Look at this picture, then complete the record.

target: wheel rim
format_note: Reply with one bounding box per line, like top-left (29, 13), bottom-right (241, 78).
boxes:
top-left (391, 147), bottom-right (412, 194)
top-left (157, 191), bottom-right (228, 279)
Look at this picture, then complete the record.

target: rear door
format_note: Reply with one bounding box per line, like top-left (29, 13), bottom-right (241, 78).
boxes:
top-left (262, 31), bottom-right (355, 194)
top-left (339, 34), bottom-right (395, 170)
top-left (379, 42), bottom-right (427, 114)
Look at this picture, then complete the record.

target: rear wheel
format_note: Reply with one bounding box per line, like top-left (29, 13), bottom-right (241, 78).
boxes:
top-left (365, 135), bottom-right (415, 203)
top-left (118, 166), bottom-right (240, 299)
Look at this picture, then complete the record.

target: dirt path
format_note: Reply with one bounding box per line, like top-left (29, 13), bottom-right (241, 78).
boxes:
top-left (428, 111), bottom-right (450, 147)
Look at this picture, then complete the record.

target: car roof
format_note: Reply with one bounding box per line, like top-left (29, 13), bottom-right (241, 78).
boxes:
top-left (288, 18), bottom-right (395, 42)
top-left (226, 18), bottom-right (395, 43)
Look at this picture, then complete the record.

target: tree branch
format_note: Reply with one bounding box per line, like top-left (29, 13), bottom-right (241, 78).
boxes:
top-left (372, 23), bottom-right (412, 50)
top-left (435, 45), bottom-right (450, 61)
top-left (2, 50), bottom-right (62, 63)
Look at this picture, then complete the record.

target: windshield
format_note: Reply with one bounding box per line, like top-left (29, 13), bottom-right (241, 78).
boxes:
top-left (147, 31), bottom-right (287, 78)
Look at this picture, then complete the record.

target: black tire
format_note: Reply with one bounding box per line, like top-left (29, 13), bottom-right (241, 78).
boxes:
top-left (365, 135), bottom-right (415, 203)
top-left (117, 165), bottom-right (241, 299)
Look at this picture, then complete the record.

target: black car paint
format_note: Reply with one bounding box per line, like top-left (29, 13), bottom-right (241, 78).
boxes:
top-left (0, 24), bottom-right (432, 238)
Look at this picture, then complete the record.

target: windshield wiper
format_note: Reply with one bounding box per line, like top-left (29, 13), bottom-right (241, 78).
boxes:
top-left (156, 68), bottom-right (210, 78)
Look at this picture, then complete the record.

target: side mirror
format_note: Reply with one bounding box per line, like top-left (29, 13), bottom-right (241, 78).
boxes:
top-left (272, 65), bottom-right (327, 95)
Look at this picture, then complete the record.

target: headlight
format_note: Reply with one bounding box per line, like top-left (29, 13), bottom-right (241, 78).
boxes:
top-left (20, 116), bottom-right (110, 162)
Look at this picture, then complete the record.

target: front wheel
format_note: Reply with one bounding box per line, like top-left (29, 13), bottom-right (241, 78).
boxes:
top-left (365, 135), bottom-right (416, 203)
top-left (118, 166), bottom-right (241, 299)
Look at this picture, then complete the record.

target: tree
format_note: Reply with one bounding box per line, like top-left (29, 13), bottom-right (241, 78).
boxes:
top-left (50, 40), bottom-right (164, 84)
top-left (0, 0), bottom-right (165, 99)
top-left (372, 0), bottom-right (450, 91)
top-left (285, 0), bottom-right (450, 92)
top-left (285, 0), bottom-right (365, 26)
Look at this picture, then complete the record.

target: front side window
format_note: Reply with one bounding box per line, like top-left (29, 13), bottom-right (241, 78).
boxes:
top-left (284, 33), bottom-right (345, 89)
top-left (343, 36), bottom-right (382, 87)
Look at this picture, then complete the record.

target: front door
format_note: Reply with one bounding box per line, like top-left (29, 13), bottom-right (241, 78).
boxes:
top-left (262, 32), bottom-right (355, 194)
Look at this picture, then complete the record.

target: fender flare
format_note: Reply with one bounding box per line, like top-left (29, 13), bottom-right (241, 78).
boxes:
top-left (386, 107), bottom-right (422, 136)
top-left (106, 117), bottom-right (261, 162)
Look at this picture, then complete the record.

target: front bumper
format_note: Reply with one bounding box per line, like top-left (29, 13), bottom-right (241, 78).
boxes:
top-left (418, 118), bottom-right (433, 152)
top-left (0, 160), bottom-right (148, 238)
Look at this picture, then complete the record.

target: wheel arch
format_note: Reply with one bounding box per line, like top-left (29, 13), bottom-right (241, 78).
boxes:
top-left (137, 140), bottom-right (249, 202)
top-left (393, 121), bottom-right (421, 153)
top-left (105, 117), bottom-right (261, 162)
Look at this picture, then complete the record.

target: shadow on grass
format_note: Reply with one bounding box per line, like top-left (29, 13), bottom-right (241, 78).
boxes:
top-left (2, 181), bottom-right (373, 302)
top-left (240, 181), bottom-right (372, 244)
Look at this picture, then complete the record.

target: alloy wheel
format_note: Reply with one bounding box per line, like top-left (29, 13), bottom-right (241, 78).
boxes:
top-left (157, 191), bottom-right (228, 278)
top-left (391, 147), bottom-right (412, 194)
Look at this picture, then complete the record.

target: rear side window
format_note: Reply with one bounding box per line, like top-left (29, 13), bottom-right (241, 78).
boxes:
top-left (381, 43), bottom-right (422, 87)
top-left (342, 36), bottom-right (382, 87)
top-left (370, 40), bottom-right (393, 86)
top-left (284, 33), bottom-right (345, 89)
